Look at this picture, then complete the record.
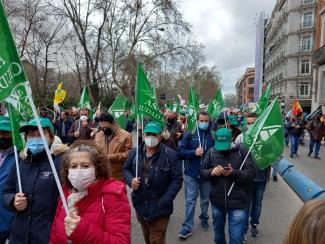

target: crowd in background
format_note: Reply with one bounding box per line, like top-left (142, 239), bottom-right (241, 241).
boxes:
top-left (0, 105), bottom-right (324, 244)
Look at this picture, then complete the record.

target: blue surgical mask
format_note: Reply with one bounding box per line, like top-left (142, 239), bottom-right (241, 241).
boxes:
top-left (27, 138), bottom-right (45, 155)
top-left (198, 122), bottom-right (209, 130)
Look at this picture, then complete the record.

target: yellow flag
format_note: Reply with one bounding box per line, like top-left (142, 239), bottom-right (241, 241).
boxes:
top-left (53, 82), bottom-right (66, 106)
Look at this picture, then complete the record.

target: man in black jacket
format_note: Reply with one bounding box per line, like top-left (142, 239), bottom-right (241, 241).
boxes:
top-left (54, 110), bottom-right (73, 144)
top-left (123, 122), bottom-right (183, 244)
top-left (201, 128), bottom-right (255, 244)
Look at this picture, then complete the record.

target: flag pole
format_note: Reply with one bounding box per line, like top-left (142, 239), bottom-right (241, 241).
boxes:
top-left (24, 82), bottom-right (69, 215)
top-left (13, 146), bottom-right (22, 193)
top-left (227, 135), bottom-right (258, 196)
top-left (135, 114), bottom-right (139, 178)
top-left (196, 124), bottom-right (202, 148)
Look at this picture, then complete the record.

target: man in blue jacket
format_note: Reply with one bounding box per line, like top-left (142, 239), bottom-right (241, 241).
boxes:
top-left (123, 122), bottom-right (183, 244)
top-left (0, 116), bottom-right (15, 243)
top-left (178, 111), bottom-right (214, 239)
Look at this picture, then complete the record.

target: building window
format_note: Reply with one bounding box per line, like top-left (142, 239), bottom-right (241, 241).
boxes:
top-left (320, 71), bottom-right (325, 103)
top-left (248, 88), bottom-right (254, 95)
top-left (303, 12), bottom-right (313, 27)
top-left (249, 78), bottom-right (254, 84)
top-left (299, 83), bottom-right (310, 97)
top-left (322, 15), bottom-right (325, 46)
top-left (301, 60), bottom-right (310, 74)
top-left (303, 0), bottom-right (314, 5)
top-left (302, 36), bottom-right (312, 51)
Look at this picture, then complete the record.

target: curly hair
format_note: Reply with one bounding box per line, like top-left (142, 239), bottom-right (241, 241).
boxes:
top-left (60, 140), bottom-right (111, 189)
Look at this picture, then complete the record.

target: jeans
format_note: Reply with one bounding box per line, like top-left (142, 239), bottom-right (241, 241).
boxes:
top-left (309, 139), bottom-right (321, 157)
top-left (0, 231), bottom-right (10, 244)
top-left (244, 182), bottom-right (267, 233)
top-left (272, 159), bottom-right (279, 177)
top-left (290, 135), bottom-right (300, 155)
top-left (285, 136), bottom-right (289, 146)
top-left (211, 204), bottom-right (247, 244)
top-left (182, 174), bottom-right (211, 231)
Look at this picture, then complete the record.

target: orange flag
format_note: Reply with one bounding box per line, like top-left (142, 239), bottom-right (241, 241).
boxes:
top-left (292, 99), bottom-right (302, 116)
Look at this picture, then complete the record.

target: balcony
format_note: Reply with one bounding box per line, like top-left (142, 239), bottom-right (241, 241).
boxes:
top-left (300, 22), bottom-right (315, 31)
top-left (314, 45), bottom-right (325, 65)
top-left (300, 0), bottom-right (317, 8)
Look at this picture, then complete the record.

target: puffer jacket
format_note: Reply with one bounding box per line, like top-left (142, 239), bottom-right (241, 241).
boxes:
top-left (2, 137), bottom-right (68, 244)
top-left (94, 124), bottom-right (133, 181)
top-left (123, 142), bottom-right (183, 221)
top-left (50, 178), bottom-right (131, 244)
top-left (200, 147), bottom-right (255, 209)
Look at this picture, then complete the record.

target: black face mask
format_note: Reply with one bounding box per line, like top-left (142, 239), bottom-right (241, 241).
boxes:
top-left (0, 138), bottom-right (13, 150)
top-left (94, 116), bottom-right (100, 123)
top-left (103, 128), bottom-right (113, 136)
top-left (167, 118), bottom-right (176, 124)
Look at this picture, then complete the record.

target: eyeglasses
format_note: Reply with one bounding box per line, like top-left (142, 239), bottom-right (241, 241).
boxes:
top-left (80, 114), bottom-right (87, 116)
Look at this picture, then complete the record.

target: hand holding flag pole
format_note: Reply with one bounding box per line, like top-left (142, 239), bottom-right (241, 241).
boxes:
top-left (227, 135), bottom-right (258, 196)
top-left (24, 83), bottom-right (69, 215)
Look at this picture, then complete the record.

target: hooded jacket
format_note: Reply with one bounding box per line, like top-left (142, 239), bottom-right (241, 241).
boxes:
top-left (2, 137), bottom-right (68, 244)
top-left (200, 147), bottom-right (256, 209)
top-left (50, 178), bottom-right (131, 244)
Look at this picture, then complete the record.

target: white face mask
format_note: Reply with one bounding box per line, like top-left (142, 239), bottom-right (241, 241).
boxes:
top-left (145, 136), bottom-right (159, 148)
top-left (68, 168), bottom-right (96, 192)
top-left (80, 115), bottom-right (88, 121)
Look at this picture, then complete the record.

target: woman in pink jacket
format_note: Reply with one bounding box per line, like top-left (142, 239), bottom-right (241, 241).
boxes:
top-left (50, 140), bottom-right (131, 244)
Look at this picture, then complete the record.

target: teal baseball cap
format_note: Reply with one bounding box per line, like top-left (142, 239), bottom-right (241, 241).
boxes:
top-left (143, 122), bottom-right (162, 134)
top-left (19, 117), bottom-right (55, 134)
top-left (227, 115), bottom-right (239, 126)
top-left (214, 128), bottom-right (232, 151)
top-left (0, 116), bottom-right (12, 131)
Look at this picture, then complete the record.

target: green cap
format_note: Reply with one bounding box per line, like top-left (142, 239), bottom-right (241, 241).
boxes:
top-left (0, 116), bottom-right (12, 131)
top-left (227, 115), bottom-right (239, 126)
top-left (19, 117), bottom-right (54, 134)
top-left (144, 122), bottom-right (162, 135)
top-left (214, 128), bottom-right (232, 151)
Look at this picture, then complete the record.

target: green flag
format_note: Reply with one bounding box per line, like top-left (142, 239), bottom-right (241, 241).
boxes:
top-left (109, 95), bottom-right (128, 129)
top-left (207, 89), bottom-right (224, 119)
top-left (243, 97), bottom-right (284, 170)
top-left (0, 2), bottom-right (28, 101)
top-left (79, 87), bottom-right (91, 110)
top-left (6, 84), bottom-right (33, 150)
top-left (256, 83), bottom-right (271, 115)
top-left (187, 86), bottom-right (199, 131)
top-left (136, 62), bottom-right (164, 125)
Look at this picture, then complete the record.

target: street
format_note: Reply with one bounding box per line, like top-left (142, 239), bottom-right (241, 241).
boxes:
top-left (130, 140), bottom-right (325, 244)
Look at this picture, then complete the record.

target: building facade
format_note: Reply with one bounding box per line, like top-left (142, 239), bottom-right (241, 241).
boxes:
top-left (313, 0), bottom-right (325, 109)
top-left (236, 68), bottom-right (255, 105)
top-left (264, 0), bottom-right (317, 113)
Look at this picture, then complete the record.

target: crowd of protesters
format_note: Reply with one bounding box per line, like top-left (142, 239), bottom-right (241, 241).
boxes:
top-left (0, 105), bottom-right (324, 244)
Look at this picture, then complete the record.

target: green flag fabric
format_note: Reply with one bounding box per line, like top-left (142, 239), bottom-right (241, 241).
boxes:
top-left (136, 62), bottom-right (164, 125)
top-left (207, 89), bottom-right (224, 119)
top-left (187, 86), bottom-right (199, 131)
top-left (256, 83), bottom-right (271, 115)
top-left (109, 95), bottom-right (128, 129)
top-left (0, 2), bottom-right (28, 101)
top-left (243, 97), bottom-right (284, 170)
top-left (6, 84), bottom-right (33, 150)
top-left (79, 87), bottom-right (91, 110)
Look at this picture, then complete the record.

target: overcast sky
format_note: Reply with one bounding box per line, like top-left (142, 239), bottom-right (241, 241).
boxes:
top-left (179, 0), bottom-right (276, 95)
